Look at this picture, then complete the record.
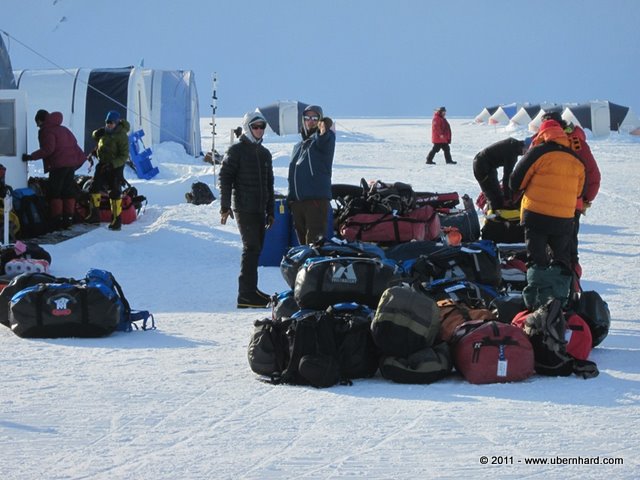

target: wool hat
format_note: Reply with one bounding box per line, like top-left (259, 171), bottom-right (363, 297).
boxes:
top-left (105, 110), bottom-right (121, 123)
top-left (437, 106), bottom-right (447, 112)
top-left (303, 105), bottom-right (323, 119)
top-left (35, 109), bottom-right (49, 123)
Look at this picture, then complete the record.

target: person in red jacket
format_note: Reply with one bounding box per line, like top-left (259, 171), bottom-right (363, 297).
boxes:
top-left (426, 106), bottom-right (456, 165)
top-left (22, 110), bottom-right (86, 230)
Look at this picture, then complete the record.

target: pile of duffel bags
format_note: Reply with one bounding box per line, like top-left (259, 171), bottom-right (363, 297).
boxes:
top-left (248, 235), bottom-right (610, 388)
top-left (332, 179), bottom-right (480, 245)
top-left (0, 268), bottom-right (154, 338)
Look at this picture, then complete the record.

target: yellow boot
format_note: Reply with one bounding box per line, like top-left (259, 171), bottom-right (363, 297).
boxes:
top-left (108, 198), bottom-right (122, 231)
top-left (85, 193), bottom-right (101, 224)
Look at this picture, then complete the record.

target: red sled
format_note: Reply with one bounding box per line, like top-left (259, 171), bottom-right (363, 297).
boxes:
top-left (453, 320), bottom-right (535, 384)
top-left (98, 194), bottom-right (137, 225)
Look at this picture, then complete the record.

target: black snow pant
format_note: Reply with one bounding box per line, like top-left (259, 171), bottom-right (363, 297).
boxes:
top-left (525, 226), bottom-right (572, 271)
top-left (474, 166), bottom-right (503, 210)
top-left (89, 163), bottom-right (124, 199)
top-left (234, 211), bottom-right (266, 296)
top-left (426, 143), bottom-right (453, 163)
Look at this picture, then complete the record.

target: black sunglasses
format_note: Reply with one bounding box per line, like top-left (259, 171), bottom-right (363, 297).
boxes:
top-left (250, 124), bottom-right (266, 130)
top-left (106, 120), bottom-right (116, 125)
top-left (303, 115), bottom-right (320, 121)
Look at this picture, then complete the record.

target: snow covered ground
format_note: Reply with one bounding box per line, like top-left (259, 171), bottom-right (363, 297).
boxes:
top-left (1, 118), bottom-right (639, 479)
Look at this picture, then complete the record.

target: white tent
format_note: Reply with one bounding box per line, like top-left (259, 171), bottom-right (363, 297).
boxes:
top-left (509, 104), bottom-right (544, 127)
top-left (14, 66), bottom-right (202, 156)
top-left (527, 104), bottom-right (566, 132)
top-left (474, 105), bottom-right (500, 124)
top-left (488, 103), bottom-right (519, 125)
top-left (141, 69), bottom-right (202, 155)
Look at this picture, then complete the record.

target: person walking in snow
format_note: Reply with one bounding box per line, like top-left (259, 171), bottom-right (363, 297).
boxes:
top-left (219, 111), bottom-right (275, 309)
top-left (510, 119), bottom-right (585, 310)
top-left (287, 105), bottom-right (336, 244)
top-left (85, 110), bottom-right (130, 231)
top-left (22, 109), bottom-right (86, 230)
top-left (426, 106), bottom-right (456, 165)
top-left (473, 136), bottom-right (531, 211)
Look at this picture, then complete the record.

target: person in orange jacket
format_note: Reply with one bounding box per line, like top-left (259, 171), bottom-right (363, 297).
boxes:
top-left (426, 106), bottom-right (456, 165)
top-left (510, 119), bottom-right (585, 309)
top-left (537, 112), bottom-right (601, 279)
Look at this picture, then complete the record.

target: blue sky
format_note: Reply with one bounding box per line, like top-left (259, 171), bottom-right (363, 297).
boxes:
top-left (2, 0), bottom-right (639, 117)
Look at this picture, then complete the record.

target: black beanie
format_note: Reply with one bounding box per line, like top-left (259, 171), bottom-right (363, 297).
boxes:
top-left (35, 109), bottom-right (49, 123)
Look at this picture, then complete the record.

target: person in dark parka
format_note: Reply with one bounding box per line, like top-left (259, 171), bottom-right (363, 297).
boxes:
top-left (219, 111), bottom-right (275, 309)
top-left (473, 136), bottom-right (530, 211)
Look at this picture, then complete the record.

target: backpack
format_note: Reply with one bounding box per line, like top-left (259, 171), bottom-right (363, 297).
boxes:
top-left (12, 188), bottom-right (49, 239)
top-left (518, 299), bottom-right (598, 378)
top-left (247, 317), bottom-right (294, 378)
top-left (84, 269), bottom-right (155, 332)
top-left (365, 179), bottom-right (416, 216)
top-left (185, 181), bottom-right (215, 205)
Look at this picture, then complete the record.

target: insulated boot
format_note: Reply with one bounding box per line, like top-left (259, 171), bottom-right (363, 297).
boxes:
top-left (62, 197), bottom-right (76, 229)
top-left (85, 193), bottom-right (101, 224)
top-left (237, 291), bottom-right (270, 309)
top-left (108, 198), bottom-right (122, 231)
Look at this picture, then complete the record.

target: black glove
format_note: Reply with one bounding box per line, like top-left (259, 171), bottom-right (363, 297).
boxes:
top-left (322, 117), bottom-right (333, 129)
top-left (22, 154), bottom-right (32, 162)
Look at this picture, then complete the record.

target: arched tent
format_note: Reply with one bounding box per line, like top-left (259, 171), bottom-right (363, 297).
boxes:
top-left (563, 101), bottom-right (640, 137)
top-left (15, 66), bottom-right (152, 154)
top-left (0, 34), bottom-right (16, 89)
top-left (258, 100), bottom-right (309, 136)
top-left (141, 69), bottom-right (201, 155)
top-left (474, 105), bottom-right (500, 124)
top-left (509, 104), bottom-right (542, 127)
top-left (488, 103), bottom-right (519, 125)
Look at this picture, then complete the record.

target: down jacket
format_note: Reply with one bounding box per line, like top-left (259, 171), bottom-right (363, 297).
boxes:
top-left (431, 111), bottom-right (451, 144)
top-left (29, 111), bottom-right (85, 173)
top-left (219, 135), bottom-right (274, 216)
top-left (92, 119), bottom-right (131, 168)
top-left (287, 129), bottom-right (335, 202)
top-left (510, 122), bottom-right (585, 232)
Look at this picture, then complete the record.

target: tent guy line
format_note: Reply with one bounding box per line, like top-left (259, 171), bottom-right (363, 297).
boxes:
top-left (1, 28), bottom-right (189, 150)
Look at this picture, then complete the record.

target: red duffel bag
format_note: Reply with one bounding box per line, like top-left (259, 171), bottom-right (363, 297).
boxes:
top-left (340, 205), bottom-right (440, 243)
top-left (452, 320), bottom-right (535, 384)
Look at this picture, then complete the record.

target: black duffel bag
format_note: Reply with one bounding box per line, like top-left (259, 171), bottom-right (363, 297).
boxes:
top-left (9, 282), bottom-right (122, 338)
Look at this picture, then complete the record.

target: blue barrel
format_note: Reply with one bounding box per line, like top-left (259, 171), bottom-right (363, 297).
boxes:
top-left (259, 198), bottom-right (290, 266)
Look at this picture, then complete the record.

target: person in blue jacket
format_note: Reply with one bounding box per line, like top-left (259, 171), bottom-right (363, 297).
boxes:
top-left (287, 105), bottom-right (336, 244)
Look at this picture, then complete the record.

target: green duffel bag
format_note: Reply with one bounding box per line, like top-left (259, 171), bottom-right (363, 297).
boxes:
top-left (379, 342), bottom-right (453, 384)
top-left (371, 283), bottom-right (440, 357)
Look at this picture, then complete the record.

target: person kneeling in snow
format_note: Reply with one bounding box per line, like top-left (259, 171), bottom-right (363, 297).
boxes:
top-left (219, 112), bottom-right (275, 309)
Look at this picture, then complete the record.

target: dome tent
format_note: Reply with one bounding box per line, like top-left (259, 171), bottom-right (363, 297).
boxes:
top-left (509, 104), bottom-right (543, 127)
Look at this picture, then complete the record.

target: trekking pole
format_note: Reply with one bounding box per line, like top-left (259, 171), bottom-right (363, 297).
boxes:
top-left (210, 73), bottom-right (218, 185)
